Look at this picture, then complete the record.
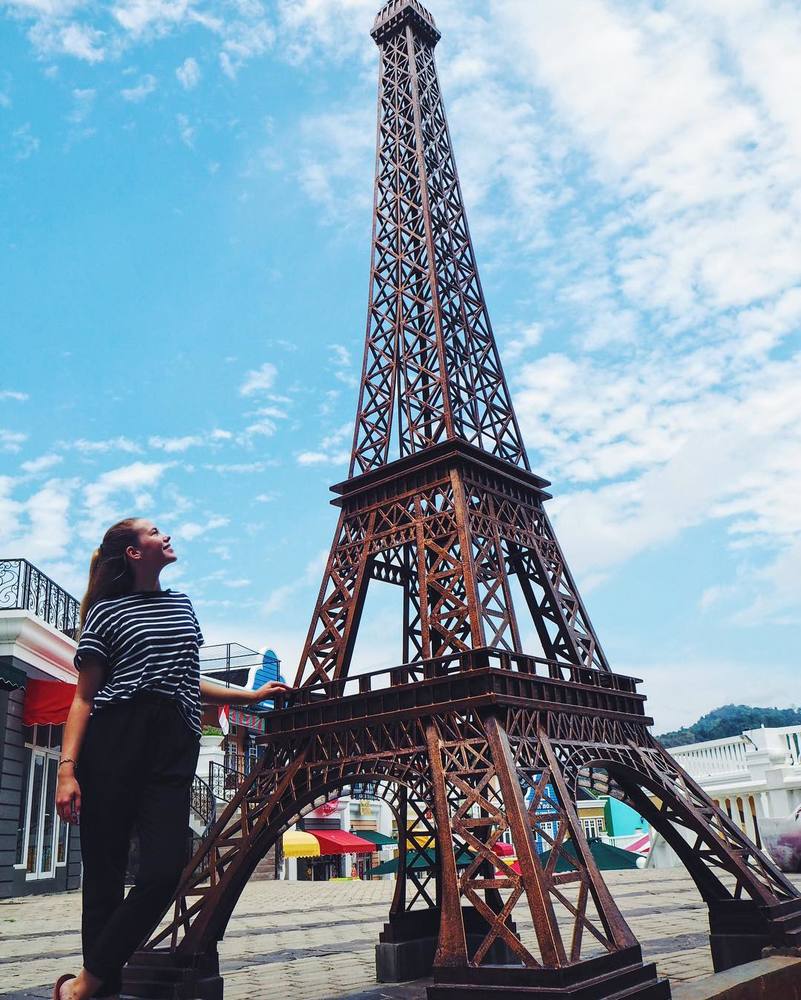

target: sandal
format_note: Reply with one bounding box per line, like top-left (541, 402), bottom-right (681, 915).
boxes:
top-left (52, 974), bottom-right (75, 1000)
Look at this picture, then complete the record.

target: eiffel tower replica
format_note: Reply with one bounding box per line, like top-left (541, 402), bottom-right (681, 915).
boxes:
top-left (125, 3), bottom-right (801, 998)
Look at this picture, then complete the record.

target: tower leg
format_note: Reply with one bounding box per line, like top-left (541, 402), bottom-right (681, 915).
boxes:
top-left (375, 773), bottom-right (518, 984)
top-left (601, 743), bottom-right (801, 973)
top-left (424, 712), bottom-right (670, 999)
top-left (377, 784), bottom-right (442, 982)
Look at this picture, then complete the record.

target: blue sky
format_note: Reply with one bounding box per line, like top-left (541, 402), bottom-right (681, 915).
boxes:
top-left (1, 0), bottom-right (800, 731)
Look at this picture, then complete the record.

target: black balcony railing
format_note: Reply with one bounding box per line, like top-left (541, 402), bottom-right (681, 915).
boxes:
top-left (0, 559), bottom-right (80, 638)
top-left (190, 774), bottom-right (216, 830)
top-left (208, 760), bottom-right (247, 800)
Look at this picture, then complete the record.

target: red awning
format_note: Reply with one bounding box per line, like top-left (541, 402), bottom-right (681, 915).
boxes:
top-left (309, 830), bottom-right (378, 855)
top-left (494, 842), bottom-right (515, 857)
top-left (22, 679), bottom-right (75, 726)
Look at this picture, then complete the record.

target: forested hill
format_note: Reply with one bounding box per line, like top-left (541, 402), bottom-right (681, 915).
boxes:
top-left (658, 704), bottom-right (801, 748)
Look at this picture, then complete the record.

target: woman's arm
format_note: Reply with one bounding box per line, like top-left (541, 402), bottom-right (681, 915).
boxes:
top-left (55, 658), bottom-right (105, 825)
top-left (199, 677), bottom-right (293, 706)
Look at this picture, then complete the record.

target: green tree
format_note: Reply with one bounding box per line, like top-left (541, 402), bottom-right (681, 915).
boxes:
top-left (658, 704), bottom-right (801, 748)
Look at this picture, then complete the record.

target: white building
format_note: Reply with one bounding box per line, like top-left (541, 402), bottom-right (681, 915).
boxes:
top-left (649, 725), bottom-right (801, 867)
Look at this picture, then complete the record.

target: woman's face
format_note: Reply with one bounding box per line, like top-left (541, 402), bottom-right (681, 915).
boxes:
top-left (129, 520), bottom-right (177, 568)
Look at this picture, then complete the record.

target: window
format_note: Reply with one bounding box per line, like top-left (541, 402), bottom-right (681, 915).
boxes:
top-left (582, 818), bottom-right (601, 838)
top-left (15, 723), bottom-right (69, 879)
top-left (224, 737), bottom-right (240, 773)
top-left (245, 738), bottom-right (259, 775)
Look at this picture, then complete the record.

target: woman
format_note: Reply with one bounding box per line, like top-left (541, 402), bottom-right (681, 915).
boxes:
top-left (53, 517), bottom-right (291, 1000)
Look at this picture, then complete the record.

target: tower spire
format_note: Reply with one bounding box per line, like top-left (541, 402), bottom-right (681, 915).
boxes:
top-left (350, 0), bottom-right (528, 477)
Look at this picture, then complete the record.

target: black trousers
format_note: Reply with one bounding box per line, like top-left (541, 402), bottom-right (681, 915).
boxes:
top-left (77, 692), bottom-right (200, 998)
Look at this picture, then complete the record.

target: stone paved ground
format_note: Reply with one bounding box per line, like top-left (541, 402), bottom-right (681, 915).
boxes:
top-left (3, 870), bottom-right (799, 999)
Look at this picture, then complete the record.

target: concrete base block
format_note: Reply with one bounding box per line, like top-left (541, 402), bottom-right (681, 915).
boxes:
top-left (709, 932), bottom-right (772, 972)
top-left (375, 906), bottom-right (521, 983)
top-left (121, 949), bottom-right (224, 1000)
top-left (671, 955), bottom-right (801, 1000)
top-left (376, 936), bottom-right (437, 983)
top-left (429, 946), bottom-right (669, 1000)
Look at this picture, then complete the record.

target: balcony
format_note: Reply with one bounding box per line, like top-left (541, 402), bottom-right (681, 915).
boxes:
top-left (669, 734), bottom-right (751, 782)
top-left (0, 559), bottom-right (80, 639)
top-left (669, 726), bottom-right (801, 786)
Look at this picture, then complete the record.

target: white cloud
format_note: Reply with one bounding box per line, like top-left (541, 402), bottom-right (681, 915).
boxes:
top-left (4, 0), bottom-right (85, 18)
top-left (543, 354), bottom-right (801, 626)
top-left (68, 436), bottom-right (139, 454)
top-left (58, 21), bottom-right (104, 61)
top-left (202, 462), bottom-right (269, 474)
top-left (274, 0), bottom-right (375, 65)
top-left (148, 429), bottom-right (232, 453)
top-left (175, 54), bottom-right (200, 89)
top-left (8, 0), bottom-right (275, 72)
top-left (1, 429), bottom-right (27, 452)
top-left (239, 362), bottom-right (277, 396)
top-left (177, 515), bottom-right (229, 540)
top-left (22, 478), bottom-right (76, 561)
top-left (0, 474), bottom-right (79, 565)
top-left (297, 421), bottom-right (351, 467)
top-left (120, 72), bottom-right (157, 102)
top-left (329, 344), bottom-right (350, 367)
top-left (296, 451), bottom-right (329, 466)
top-left (12, 123), bottom-right (39, 160)
top-left (65, 86), bottom-right (97, 143)
top-left (218, 17), bottom-right (274, 79)
top-left (148, 434), bottom-right (203, 452)
top-left (21, 453), bottom-right (63, 474)
top-left (262, 549), bottom-right (326, 616)
top-left (112, 0), bottom-right (194, 36)
top-left (262, 581), bottom-right (297, 615)
top-left (297, 108), bottom-right (374, 225)
top-left (68, 86), bottom-right (95, 124)
top-left (24, 17), bottom-right (106, 63)
top-left (241, 406), bottom-right (288, 439)
top-left (176, 112), bottom-right (195, 147)
top-left (0, 390), bottom-right (29, 401)
top-left (733, 538), bottom-right (801, 627)
top-left (503, 323), bottom-right (543, 362)
top-left (328, 343), bottom-right (357, 387)
top-left (81, 461), bottom-right (171, 540)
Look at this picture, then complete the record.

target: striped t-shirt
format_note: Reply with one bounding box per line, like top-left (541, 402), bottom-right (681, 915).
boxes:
top-left (74, 590), bottom-right (203, 737)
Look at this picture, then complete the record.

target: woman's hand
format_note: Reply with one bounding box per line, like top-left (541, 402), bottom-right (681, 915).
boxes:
top-left (252, 681), bottom-right (293, 703)
top-left (56, 768), bottom-right (81, 825)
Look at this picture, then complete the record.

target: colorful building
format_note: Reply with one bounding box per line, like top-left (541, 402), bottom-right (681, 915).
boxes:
top-left (282, 788), bottom-right (397, 882)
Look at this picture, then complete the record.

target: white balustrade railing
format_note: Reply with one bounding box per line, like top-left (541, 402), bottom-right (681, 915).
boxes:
top-left (669, 725), bottom-right (801, 783)
top-left (669, 735), bottom-right (749, 780)
top-left (773, 726), bottom-right (801, 766)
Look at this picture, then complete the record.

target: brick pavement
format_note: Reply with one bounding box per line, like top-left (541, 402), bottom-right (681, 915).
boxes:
top-left (2, 870), bottom-right (799, 999)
